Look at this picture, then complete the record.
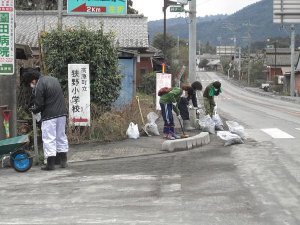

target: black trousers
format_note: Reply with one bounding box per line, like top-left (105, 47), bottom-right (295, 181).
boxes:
top-left (178, 97), bottom-right (189, 120)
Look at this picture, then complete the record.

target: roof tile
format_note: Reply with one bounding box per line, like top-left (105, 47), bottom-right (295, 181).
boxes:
top-left (16, 11), bottom-right (149, 49)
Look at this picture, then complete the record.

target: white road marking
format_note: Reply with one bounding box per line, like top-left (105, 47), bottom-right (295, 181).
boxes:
top-left (261, 128), bottom-right (295, 139)
top-left (161, 184), bottom-right (181, 193)
top-left (296, 128), bottom-right (300, 131)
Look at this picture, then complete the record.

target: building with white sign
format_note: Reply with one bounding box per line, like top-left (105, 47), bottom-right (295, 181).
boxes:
top-left (15, 11), bottom-right (151, 107)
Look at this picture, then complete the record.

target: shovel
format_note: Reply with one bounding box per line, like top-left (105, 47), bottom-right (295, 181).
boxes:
top-left (177, 117), bottom-right (189, 138)
top-left (135, 96), bottom-right (150, 136)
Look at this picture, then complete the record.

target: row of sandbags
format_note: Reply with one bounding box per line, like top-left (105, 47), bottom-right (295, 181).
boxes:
top-left (197, 109), bottom-right (246, 146)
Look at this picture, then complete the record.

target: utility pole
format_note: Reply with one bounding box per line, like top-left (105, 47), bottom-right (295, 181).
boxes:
top-left (197, 40), bottom-right (201, 71)
top-left (163, 0), bottom-right (177, 61)
top-left (58, 0), bottom-right (63, 30)
top-left (247, 42), bottom-right (251, 85)
top-left (290, 24), bottom-right (295, 96)
top-left (233, 36), bottom-right (236, 72)
top-left (163, 0), bottom-right (167, 59)
top-left (238, 47), bottom-right (241, 80)
top-left (177, 35), bottom-right (180, 61)
top-left (274, 40), bottom-right (277, 75)
top-left (246, 22), bottom-right (252, 85)
top-left (188, 0), bottom-right (197, 83)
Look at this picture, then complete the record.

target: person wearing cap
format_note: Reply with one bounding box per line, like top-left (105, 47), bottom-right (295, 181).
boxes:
top-left (159, 87), bottom-right (183, 140)
top-left (23, 68), bottom-right (68, 171)
top-left (203, 81), bottom-right (222, 117)
top-left (178, 81), bottom-right (203, 130)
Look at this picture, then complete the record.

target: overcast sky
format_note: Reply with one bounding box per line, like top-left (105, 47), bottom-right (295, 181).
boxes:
top-left (132, 0), bottom-right (261, 21)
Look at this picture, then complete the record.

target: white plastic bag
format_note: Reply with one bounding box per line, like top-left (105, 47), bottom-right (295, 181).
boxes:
top-left (145, 112), bottom-right (160, 136)
top-left (147, 112), bottom-right (159, 123)
top-left (196, 108), bottom-right (206, 117)
top-left (226, 121), bottom-right (246, 140)
top-left (126, 122), bottom-right (140, 139)
top-left (144, 123), bottom-right (160, 136)
top-left (217, 131), bottom-right (244, 146)
top-left (212, 113), bottom-right (224, 131)
top-left (198, 115), bottom-right (216, 134)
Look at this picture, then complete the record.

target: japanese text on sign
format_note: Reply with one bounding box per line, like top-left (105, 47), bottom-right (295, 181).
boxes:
top-left (67, 0), bottom-right (127, 15)
top-left (68, 64), bottom-right (91, 126)
top-left (0, 0), bottom-right (14, 75)
top-left (156, 73), bottom-right (172, 110)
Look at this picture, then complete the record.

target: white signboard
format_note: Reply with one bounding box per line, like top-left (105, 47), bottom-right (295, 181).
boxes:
top-left (68, 64), bottom-right (90, 126)
top-left (274, 0), bottom-right (300, 24)
top-left (177, 0), bottom-right (188, 5)
top-left (216, 46), bottom-right (235, 56)
top-left (156, 73), bottom-right (172, 110)
top-left (0, 0), bottom-right (14, 75)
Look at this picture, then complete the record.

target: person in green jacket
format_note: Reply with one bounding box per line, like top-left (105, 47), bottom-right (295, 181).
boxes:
top-left (203, 81), bottom-right (222, 117)
top-left (159, 87), bottom-right (183, 140)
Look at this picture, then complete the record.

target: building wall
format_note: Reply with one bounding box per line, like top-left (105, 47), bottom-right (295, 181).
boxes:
top-left (136, 57), bottom-right (153, 88)
top-left (267, 68), bottom-right (282, 82)
top-left (113, 58), bottom-right (135, 108)
top-left (295, 73), bottom-right (300, 95)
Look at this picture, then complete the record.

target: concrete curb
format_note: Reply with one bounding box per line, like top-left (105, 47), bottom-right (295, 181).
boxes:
top-left (161, 132), bottom-right (210, 152)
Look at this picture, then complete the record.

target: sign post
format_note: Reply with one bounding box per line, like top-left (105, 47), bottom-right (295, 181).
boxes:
top-left (0, 0), bottom-right (16, 139)
top-left (68, 64), bottom-right (91, 127)
top-left (0, 0), bottom-right (14, 75)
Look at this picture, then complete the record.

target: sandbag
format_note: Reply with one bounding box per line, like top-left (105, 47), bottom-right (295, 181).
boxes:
top-left (226, 121), bottom-right (246, 140)
top-left (144, 123), bottom-right (160, 136)
top-left (212, 113), bottom-right (224, 131)
top-left (145, 112), bottom-right (160, 136)
top-left (217, 131), bottom-right (244, 146)
top-left (199, 115), bottom-right (215, 134)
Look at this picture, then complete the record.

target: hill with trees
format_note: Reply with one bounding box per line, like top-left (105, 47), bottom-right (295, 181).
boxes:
top-left (148, 0), bottom-right (300, 46)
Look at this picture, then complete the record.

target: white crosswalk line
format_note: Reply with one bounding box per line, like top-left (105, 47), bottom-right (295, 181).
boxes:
top-left (261, 128), bottom-right (295, 139)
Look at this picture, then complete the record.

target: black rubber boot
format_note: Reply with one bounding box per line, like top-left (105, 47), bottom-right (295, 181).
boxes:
top-left (41, 156), bottom-right (55, 171)
top-left (54, 154), bottom-right (61, 165)
top-left (58, 152), bottom-right (68, 168)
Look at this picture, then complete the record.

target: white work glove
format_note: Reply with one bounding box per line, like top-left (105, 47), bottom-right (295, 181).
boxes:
top-left (172, 102), bottom-right (177, 107)
top-left (214, 105), bottom-right (218, 114)
top-left (177, 115), bottom-right (182, 120)
top-left (196, 109), bottom-right (201, 115)
top-left (33, 113), bottom-right (41, 122)
top-left (188, 104), bottom-right (193, 109)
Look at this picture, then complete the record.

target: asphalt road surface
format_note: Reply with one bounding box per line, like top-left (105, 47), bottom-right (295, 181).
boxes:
top-left (198, 71), bottom-right (300, 224)
top-left (0, 139), bottom-right (293, 225)
top-left (0, 71), bottom-right (299, 224)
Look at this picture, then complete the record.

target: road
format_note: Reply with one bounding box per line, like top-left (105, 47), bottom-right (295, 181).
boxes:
top-left (0, 140), bottom-right (289, 225)
top-left (0, 71), bottom-right (299, 224)
top-left (198, 71), bottom-right (300, 224)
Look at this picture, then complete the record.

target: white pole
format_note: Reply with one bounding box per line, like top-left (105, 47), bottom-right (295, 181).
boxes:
top-left (238, 47), bottom-right (241, 80)
top-left (290, 24), bottom-right (295, 96)
top-left (188, 0), bottom-right (197, 83)
top-left (58, 0), bottom-right (63, 30)
top-left (32, 113), bottom-right (39, 163)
